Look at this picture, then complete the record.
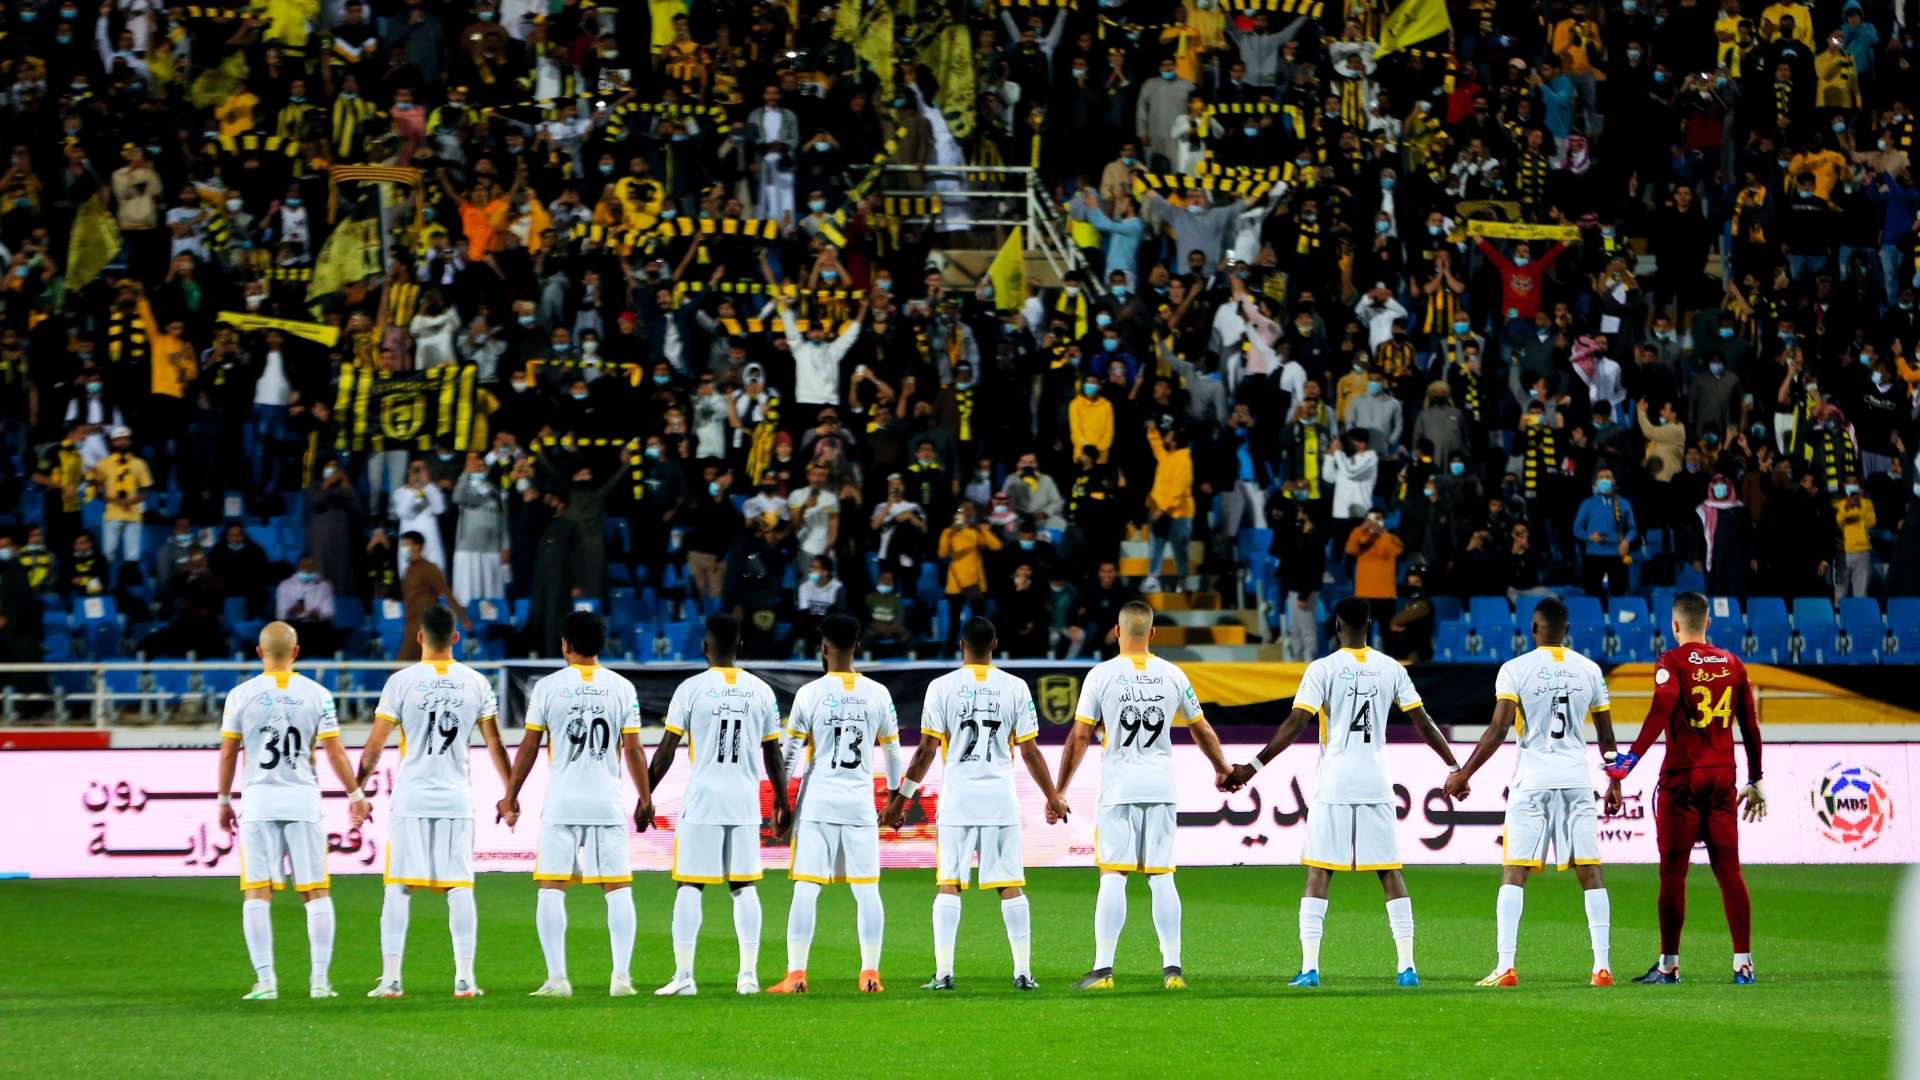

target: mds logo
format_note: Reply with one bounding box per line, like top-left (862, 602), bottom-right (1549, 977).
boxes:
top-left (1812, 764), bottom-right (1894, 851)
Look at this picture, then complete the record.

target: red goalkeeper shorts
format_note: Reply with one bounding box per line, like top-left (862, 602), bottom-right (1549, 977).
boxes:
top-left (1653, 766), bottom-right (1741, 871)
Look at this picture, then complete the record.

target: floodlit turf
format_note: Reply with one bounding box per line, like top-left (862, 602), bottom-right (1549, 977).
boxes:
top-left (0, 865), bottom-right (1897, 1076)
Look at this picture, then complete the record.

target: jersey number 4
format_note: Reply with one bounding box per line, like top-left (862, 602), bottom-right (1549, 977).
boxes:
top-left (1688, 685), bottom-right (1734, 728)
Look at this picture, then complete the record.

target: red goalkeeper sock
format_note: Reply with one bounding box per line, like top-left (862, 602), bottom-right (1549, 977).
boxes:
top-left (1657, 869), bottom-right (1688, 958)
top-left (1710, 853), bottom-right (1752, 954)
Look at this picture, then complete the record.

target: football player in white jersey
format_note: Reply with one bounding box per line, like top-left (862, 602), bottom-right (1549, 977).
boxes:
top-left (1443, 597), bottom-right (1623, 987)
top-left (215, 622), bottom-right (366, 1000)
top-left (1055, 601), bottom-right (1234, 992)
top-left (501, 611), bottom-right (656, 998)
top-left (767, 613), bottom-right (902, 995)
top-left (355, 606), bottom-right (511, 1000)
top-left (648, 613), bottom-right (793, 996)
top-left (1222, 597), bottom-right (1461, 988)
top-left (880, 617), bottom-right (1072, 991)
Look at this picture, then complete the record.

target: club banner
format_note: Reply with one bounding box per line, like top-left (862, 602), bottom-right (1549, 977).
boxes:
top-left (333, 363), bottom-right (482, 453)
top-left (3, 743), bottom-right (1909, 880)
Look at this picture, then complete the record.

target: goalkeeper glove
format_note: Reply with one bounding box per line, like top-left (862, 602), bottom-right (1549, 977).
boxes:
top-left (1602, 750), bottom-right (1638, 781)
top-left (1739, 779), bottom-right (1767, 822)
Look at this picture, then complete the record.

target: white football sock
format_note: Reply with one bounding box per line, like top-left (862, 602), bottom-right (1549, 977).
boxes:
top-left (605, 888), bottom-right (636, 979)
top-left (1299, 896), bottom-right (1327, 972)
top-left (1585, 888), bottom-right (1611, 972)
top-left (1496, 883), bottom-right (1524, 971)
top-left (242, 899), bottom-right (275, 985)
top-left (1386, 897), bottom-right (1416, 972)
top-left (1094, 873), bottom-right (1127, 970)
top-left (1734, 951), bottom-right (1752, 970)
top-left (732, 886), bottom-right (762, 976)
top-left (447, 887), bottom-right (478, 984)
top-left (1661, 953), bottom-right (1680, 971)
top-left (671, 886), bottom-right (703, 978)
top-left (786, 881), bottom-right (820, 971)
top-left (851, 882), bottom-right (885, 970)
top-left (1002, 895), bottom-right (1032, 978)
top-left (536, 889), bottom-right (569, 981)
top-left (932, 893), bottom-right (962, 978)
top-left (1148, 873), bottom-right (1182, 968)
top-left (304, 897), bottom-right (335, 985)
top-left (380, 885), bottom-right (411, 981)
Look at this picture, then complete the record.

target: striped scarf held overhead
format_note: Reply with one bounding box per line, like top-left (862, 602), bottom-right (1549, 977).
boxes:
top-left (747, 394), bottom-right (781, 485)
top-left (106, 305), bottom-right (149, 366)
top-left (1299, 417), bottom-right (1323, 498)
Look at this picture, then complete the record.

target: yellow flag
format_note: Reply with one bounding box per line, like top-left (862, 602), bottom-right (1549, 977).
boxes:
top-left (832, 0), bottom-right (862, 43)
top-left (66, 193), bottom-right (121, 292)
top-left (988, 227), bottom-right (1024, 311)
top-left (307, 218), bottom-right (382, 303)
top-left (856, 2), bottom-right (895, 95)
top-left (1376, 0), bottom-right (1451, 57)
top-left (925, 23), bottom-right (975, 139)
top-left (215, 310), bottom-right (342, 347)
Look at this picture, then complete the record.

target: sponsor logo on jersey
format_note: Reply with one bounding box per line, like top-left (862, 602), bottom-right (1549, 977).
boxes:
top-left (1685, 650), bottom-right (1729, 665)
top-left (1036, 674), bottom-right (1079, 725)
top-left (1813, 763), bottom-right (1893, 850)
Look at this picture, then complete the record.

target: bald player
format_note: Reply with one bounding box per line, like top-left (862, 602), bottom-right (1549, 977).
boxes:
top-left (1056, 601), bottom-right (1233, 991)
top-left (216, 622), bottom-right (365, 1000)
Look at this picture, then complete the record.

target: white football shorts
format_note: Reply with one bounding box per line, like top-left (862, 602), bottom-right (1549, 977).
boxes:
top-left (1301, 801), bottom-right (1402, 871)
top-left (533, 822), bottom-right (633, 885)
top-left (1095, 802), bottom-right (1176, 875)
top-left (1503, 787), bottom-right (1601, 871)
top-left (239, 819), bottom-right (328, 892)
top-left (788, 820), bottom-right (880, 885)
top-left (673, 822), bottom-right (764, 885)
top-left (936, 823), bottom-right (1025, 889)
top-left (384, 815), bottom-right (474, 889)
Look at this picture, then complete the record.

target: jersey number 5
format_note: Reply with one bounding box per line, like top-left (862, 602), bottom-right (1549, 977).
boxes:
top-left (1688, 685), bottom-right (1734, 728)
top-left (1549, 694), bottom-right (1573, 739)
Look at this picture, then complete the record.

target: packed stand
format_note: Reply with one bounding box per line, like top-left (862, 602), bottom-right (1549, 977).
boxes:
top-left (5, 0), bottom-right (1920, 670)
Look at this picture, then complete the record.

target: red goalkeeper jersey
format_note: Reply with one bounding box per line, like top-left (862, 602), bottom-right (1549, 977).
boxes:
top-left (1629, 642), bottom-right (1763, 779)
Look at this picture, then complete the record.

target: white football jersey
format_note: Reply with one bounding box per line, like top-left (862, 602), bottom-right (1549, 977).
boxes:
top-left (787, 671), bottom-right (899, 826)
top-left (374, 659), bottom-right (500, 818)
top-left (1494, 644), bottom-right (1610, 791)
top-left (525, 663), bottom-right (642, 826)
top-left (1073, 653), bottom-right (1204, 807)
top-left (221, 671), bottom-right (340, 822)
top-left (664, 666), bottom-right (783, 826)
top-left (922, 664), bottom-right (1040, 826)
top-left (1293, 646), bottom-right (1422, 804)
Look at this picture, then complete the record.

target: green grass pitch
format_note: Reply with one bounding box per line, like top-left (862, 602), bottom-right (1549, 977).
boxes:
top-left (0, 865), bottom-right (1897, 1077)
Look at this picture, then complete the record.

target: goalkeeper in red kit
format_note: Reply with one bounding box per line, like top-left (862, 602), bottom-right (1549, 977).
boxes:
top-left (1603, 592), bottom-right (1765, 986)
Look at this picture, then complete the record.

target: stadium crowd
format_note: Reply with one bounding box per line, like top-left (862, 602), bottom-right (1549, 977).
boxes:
top-left (6, 0), bottom-right (1920, 666)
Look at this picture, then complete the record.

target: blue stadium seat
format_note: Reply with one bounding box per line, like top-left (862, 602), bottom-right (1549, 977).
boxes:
top-left (1236, 528), bottom-right (1274, 562)
top-left (374, 598), bottom-right (408, 655)
top-left (1889, 597), bottom-right (1920, 660)
top-left (1564, 595), bottom-right (1607, 656)
top-left (1673, 564), bottom-right (1706, 593)
top-left (511, 597), bottom-right (531, 628)
top-left (1435, 618), bottom-right (1470, 662)
top-left (571, 597), bottom-right (602, 614)
top-left (1746, 597), bottom-right (1790, 662)
top-left (1513, 593), bottom-right (1544, 631)
top-left (1707, 596), bottom-right (1747, 648)
top-left (333, 596), bottom-right (367, 632)
top-left (1838, 597), bottom-right (1885, 664)
top-left (1791, 596), bottom-right (1838, 663)
top-left (1609, 596), bottom-right (1654, 660)
top-left (1428, 595), bottom-right (1463, 624)
top-left (667, 620), bottom-right (704, 660)
top-left (1468, 596), bottom-right (1516, 659)
top-left (608, 587), bottom-right (641, 628)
